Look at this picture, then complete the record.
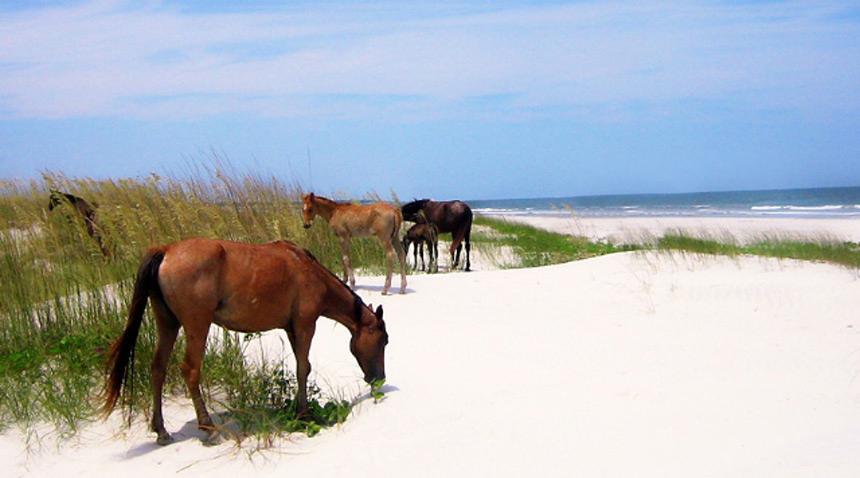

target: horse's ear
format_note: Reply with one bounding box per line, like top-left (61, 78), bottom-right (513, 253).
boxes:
top-left (375, 305), bottom-right (383, 320)
top-left (309, 192), bottom-right (315, 199)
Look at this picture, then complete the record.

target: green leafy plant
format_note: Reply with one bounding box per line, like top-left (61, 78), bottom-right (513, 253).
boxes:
top-left (370, 378), bottom-right (386, 403)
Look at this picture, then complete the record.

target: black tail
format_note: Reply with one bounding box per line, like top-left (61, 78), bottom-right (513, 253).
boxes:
top-left (101, 248), bottom-right (165, 418)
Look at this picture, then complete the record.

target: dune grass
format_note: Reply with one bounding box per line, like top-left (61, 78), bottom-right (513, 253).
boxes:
top-left (472, 215), bottom-right (636, 268)
top-left (657, 232), bottom-right (860, 269)
top-left (0, 170), bottom-right (386, 444)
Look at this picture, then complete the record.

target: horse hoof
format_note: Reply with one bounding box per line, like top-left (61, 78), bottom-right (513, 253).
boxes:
top-left (202, 432), bottom-right (223, 447)
top-left (156, 433), bottom-right (174, 446)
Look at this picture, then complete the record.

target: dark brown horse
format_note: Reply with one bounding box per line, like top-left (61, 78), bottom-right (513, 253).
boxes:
top-left (102, 238), bottom-right (388, 445)
top-left (402, 222), bottom-right (438, 273)
top-left (48, 189), bottom-right (111, 256)
top-left (401, 199), bottom-right (473, 271)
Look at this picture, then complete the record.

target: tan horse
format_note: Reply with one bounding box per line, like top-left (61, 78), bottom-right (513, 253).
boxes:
top-left (302, 193), bottom-right (407, 294)
top-left (102, 238), bottom-right (388, 445)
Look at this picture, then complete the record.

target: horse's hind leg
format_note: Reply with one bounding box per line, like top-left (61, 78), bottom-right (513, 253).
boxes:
top-left (450, 236), bottom-right (464, 269)
top-left (150, 297), bottom-right (180, 445)
top-left (418, 241), bottom-right (425, 271)
top-left (464, 233), bottom-right (471, 272)
top-left (179, 322), bottom-right (217, 444)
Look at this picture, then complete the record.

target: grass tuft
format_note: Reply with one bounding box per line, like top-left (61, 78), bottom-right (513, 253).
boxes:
top-left (473, 216), bottom-right (637, 268)
top-left (657, 232), bottom-right (860, 269)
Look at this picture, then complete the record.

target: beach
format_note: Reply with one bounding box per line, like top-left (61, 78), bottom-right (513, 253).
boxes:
top-left (4, 224), bottom-right (860, 476)
top-left (4, 1), bottom-right (859, 475)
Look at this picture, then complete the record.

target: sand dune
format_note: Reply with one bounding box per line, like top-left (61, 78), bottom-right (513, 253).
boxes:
top-left (3, 249), bottom-right (860, 477)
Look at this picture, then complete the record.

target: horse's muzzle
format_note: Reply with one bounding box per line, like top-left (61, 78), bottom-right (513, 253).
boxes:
top-left (303, 223), bottom-right (311, 229)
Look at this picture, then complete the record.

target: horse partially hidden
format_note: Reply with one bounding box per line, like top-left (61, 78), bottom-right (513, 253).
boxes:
top-left (102, 238), bottom-right (388, 445)
top-left (302, 193), bottom-right (407, 294)
top-left (47, 189), bottom-right (111, 257)
top-left (402, 222), bottom-right (438, 273)
top-left (401, 199), bottom-right (473, 271)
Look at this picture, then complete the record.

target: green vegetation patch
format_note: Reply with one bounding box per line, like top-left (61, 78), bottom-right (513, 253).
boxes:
top-left (658, 232), bottom-right (860, 269)
top-left (473, 216), bottom-right (636, 268)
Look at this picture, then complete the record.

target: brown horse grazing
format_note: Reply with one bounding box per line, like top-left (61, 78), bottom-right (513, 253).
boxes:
top-left (302, 193), bottom-right (407, 294)
top-left (401, 199), bottom-right (473, 271)
top-left (402, 222), bottom-right (438, 273)
top-left (102, 238), bottom-right (388, 445)
top-left (48, 189), bottom-right (111, 257)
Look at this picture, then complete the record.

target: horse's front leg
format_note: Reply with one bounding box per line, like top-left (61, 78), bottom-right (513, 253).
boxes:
top-left (286, 320), bottom-right (316, 416)
top-left (338, 236), bottom-right (355, 288)
top-left (418, 241), bottom-right (425, 271)
top-left (382, 242), bottom-right (394, 295)
top-left (391, 234), bottom-right (408, 293)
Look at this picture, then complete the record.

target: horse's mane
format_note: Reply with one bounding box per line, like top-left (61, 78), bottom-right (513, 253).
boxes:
top-left (299, 246), bottom-right (367, 325)
top-left (309, 194), bottom-right (346, 207)
top-left (401, 199), bottom-right (431, 217)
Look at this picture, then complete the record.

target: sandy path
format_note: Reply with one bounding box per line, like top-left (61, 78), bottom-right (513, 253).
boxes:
top-left (3, 252), bottom-right (860, 477)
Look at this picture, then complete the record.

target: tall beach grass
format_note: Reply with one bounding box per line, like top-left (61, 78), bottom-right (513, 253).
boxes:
top-left (0, 169), bottom-right (386, 443)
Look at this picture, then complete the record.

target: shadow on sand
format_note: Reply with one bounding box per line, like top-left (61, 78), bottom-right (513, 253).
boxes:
top-left (352, 284), bottom-right (416, 294)
top-left (120, 412), bottom-right (233, 459)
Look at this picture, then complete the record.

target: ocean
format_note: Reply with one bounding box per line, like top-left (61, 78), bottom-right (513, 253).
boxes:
top-left (469, 187), bottom-right (860, 218)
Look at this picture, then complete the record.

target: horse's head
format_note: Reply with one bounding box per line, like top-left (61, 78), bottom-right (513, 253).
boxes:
top-left (401, 199), bottom-right (430, 223)
top-left (350, 304), bottom-right (388, 384)
top-left (301, 193), bottom-right (316, 229)
top-left (47, 189), bottom-right (65, 211)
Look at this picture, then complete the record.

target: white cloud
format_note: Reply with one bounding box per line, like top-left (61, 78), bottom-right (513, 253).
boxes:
top-left (0, 0), bottom-right (858, 120)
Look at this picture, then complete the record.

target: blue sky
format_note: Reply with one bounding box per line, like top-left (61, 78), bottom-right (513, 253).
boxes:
top-left (0, 0), bottom-right (858, 199)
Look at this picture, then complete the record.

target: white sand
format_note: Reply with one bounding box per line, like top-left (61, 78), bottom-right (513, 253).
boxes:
top-left (492, 215), bottom-right (860, 244)
top-left (3, 249), bottom-right (860, 477)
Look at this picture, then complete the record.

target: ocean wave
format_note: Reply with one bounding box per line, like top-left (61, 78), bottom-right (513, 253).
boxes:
top-left (474, 203), bottom-right (860, 218)
top-left (751, 204), bottom-right (848, 211)
top-left (750, 205), bottom-right (784, 211)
